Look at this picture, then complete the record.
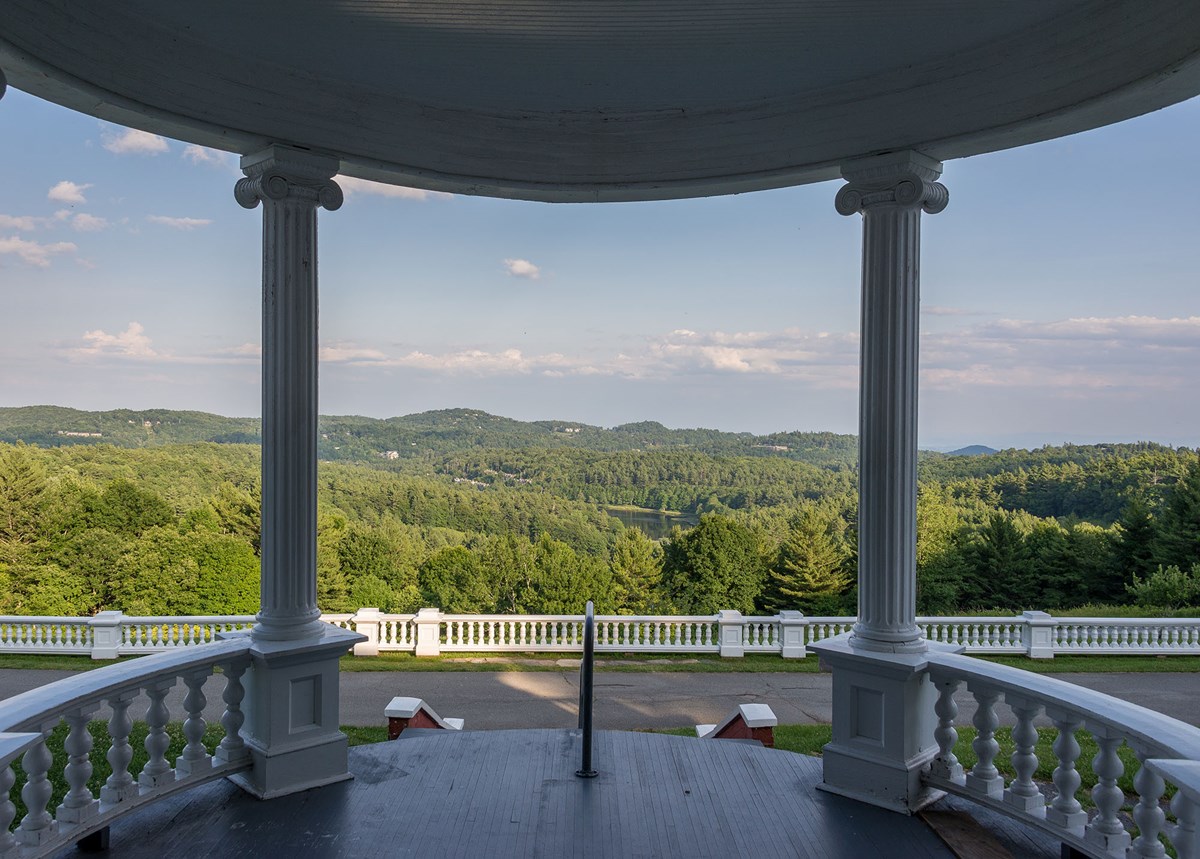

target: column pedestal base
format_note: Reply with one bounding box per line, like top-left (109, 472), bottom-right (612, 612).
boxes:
top-left (221, 624), bottom-right (365, 799)
top-left (811, 634), bottom-right (963, 814)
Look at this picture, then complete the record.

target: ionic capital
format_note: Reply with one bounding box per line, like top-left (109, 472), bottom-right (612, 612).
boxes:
top-left (234, 144), bottom-right (343, 212)
top-left (835, 150), bottom-right (948, 217)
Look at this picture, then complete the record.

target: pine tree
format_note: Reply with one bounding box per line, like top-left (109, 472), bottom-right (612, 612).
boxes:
top-left (1153, 456), bottom-right (1200, 571)
top-left (764, 507), bottom-right (850, 613)
top-left (609, 528), bottom-right (665, 613)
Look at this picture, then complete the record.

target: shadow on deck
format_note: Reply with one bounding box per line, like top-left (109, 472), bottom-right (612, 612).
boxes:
top-left (56, 729), bottom-right (1062, 858)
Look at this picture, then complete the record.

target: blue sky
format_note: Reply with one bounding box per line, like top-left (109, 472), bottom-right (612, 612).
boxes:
top-left (1, 88), bottom-right (1197, 450)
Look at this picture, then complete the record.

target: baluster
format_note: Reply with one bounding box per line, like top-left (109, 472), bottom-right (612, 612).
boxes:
top-left (1003, 696), bottom-right (1045, 815)
top-left (57, 704), bottom-right (100, 826)
top-left (929, 677), bottom-right (963, 782)
top-left (1084, 725), bottom-right (1130, 853)
top-left (965, 687), bottom-right (1004, 797)
top-left (176, 668), bottom-right (213, 777)
top-left (1044, 712), bottom-right (1088, 831)
top-left (139, 677), bottom-right (177, 789)
top-left (101, 690), bottom-right (139, 803)
top-left (16, 719), bottom-right (57, 848)
top-left (0, 759), bottom-right (18, 856)
top-left (1128, 749), bottom-right (1167, 858)
top-left (1170, 786), bottom-right (1197, 859)
top-left (216, 658), bottom-right (250, 766)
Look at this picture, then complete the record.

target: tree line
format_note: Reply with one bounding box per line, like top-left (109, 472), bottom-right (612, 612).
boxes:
top-left (0, 439), bottom-right (1196, 619)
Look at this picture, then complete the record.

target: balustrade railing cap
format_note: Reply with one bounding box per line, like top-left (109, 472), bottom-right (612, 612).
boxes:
top-left (0, 637), bottom-right (252, 733)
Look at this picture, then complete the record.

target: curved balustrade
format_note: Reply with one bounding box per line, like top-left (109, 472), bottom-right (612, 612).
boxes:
top-left (0, 637), bottom-right (253, 858)
top-left (923, 651), bottom-right (1200, 859)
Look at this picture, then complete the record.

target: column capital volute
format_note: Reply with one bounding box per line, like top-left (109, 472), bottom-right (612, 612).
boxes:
top-left (835, 150), bottom-right (948, 217)
top-left (0, 67), bottom-right (7, 101)
top-left (235, 144), bottom-right (343, 212)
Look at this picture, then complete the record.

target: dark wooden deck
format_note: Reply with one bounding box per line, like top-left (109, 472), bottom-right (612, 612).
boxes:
top-left (56, 729), bottom-right (1062, 858)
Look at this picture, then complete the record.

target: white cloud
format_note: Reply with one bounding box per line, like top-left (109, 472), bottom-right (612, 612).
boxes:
top-left (181, 145), bottom-right (235, 168)
top-left (320, 344), bottom-right (389, 363)
top-left (503, 258), bottom-right (541, 280)
top-left (147, 215), bottom-right (212, 230)
top-left (337, 175), bottom-right (451, 201)
top-left (0, 215), bottom-right (40, 231)
top-left (76, 322), bottom-right (158, 359)
top-left (48, 181), bottom-right (92, 204)
top-left (0, 236), bottom-right (78, 267)
top-left (70, 213), bottom-right (108, 232)
top-left (102, 128), bottom-right (169, 156)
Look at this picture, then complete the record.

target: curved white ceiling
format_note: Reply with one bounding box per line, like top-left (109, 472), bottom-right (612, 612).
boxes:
top-left (2, 1), bottom-right (1198, 201)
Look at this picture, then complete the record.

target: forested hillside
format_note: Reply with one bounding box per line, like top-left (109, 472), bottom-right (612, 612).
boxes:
top-left (0, 408), bottom-right (1196, 619)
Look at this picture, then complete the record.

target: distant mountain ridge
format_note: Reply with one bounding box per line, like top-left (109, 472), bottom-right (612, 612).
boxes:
top-left (947, 445), bottom-right (999, 457)
top-left (0, 405), bottom-right (858, 467)
top-left (0, 406), bottom-right (1185, 475)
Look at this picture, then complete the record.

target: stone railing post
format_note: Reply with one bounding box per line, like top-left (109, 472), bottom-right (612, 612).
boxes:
top-left (1021, 611), bottom-right (1056, 659)
top-left (414, 608), bottom-right (443, 657)
top-left (778, 611), bottom-right (808, 658)
top-left (351, 608), bottom-right (381, 656)
top-left (717, 610), bottom-right (745, 657)
top-left (90, 611), bottom-right (124, 660)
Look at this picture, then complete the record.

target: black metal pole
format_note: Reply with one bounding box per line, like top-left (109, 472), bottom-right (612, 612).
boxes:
top-left (576, 600), bottom-right (597, 778)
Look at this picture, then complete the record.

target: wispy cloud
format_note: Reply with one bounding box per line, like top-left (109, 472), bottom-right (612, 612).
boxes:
top-left (923, 305), bottom-right (977, 317)
top-left (147, 215), bottom-right (212, 231)
top-left (181, 145), bottom-right (236, 169)
top-left (337, 175), bottom-right (451, 201)
top-left (0, 236), bottom-right (78, 267)
top-left (102, 128), bottom-right (169, 156)
top-left (70, 213), bottom-right (108, 233)
top-left (48, 181), bottom-right (91, 205)
top-left (503, 258), bottom-right (541, 280)
top-left (0, 215), bottom-right (41, 231)
top-left (922, 315), bottom-right (1200, 393)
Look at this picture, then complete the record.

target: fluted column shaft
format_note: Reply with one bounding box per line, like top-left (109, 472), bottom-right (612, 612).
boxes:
top-left (236, 146), bottom-right (342, 641)
top-left (835, 151), bottom-right (947, 653)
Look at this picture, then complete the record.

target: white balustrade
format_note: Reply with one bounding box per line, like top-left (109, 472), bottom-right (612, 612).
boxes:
top-left (924, 651), bottom-right (1200, 859)
top-left (0, 638), bottom-right (254, 858)
top-left (0, 610), bottom-right (1194, 660)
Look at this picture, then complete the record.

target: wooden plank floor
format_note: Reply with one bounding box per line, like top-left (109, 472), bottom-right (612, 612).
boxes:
top-left (53, 730), bottom-right (1058, 858)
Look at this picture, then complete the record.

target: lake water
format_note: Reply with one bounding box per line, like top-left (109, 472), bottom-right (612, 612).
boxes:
top-left (604, 508), bottom-right (695, 540)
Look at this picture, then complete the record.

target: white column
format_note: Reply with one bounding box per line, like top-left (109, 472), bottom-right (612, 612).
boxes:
top-left (235, 145), bottom-right (343, 642)
top-left (228, 146), bottom-right (364, 800)
top-left (835, 151), bottom-right (947, 653)
top-left (811, 152), bottom-right (957, 815)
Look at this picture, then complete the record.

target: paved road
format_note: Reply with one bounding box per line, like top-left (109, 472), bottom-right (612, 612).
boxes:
top-left (1, 668), bottom-right (1197, 731)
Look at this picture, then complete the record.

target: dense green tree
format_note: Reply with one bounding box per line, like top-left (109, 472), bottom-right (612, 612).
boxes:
top-left (1153, 456), bottom-right (1200, 571)
top-left (0, 444), bottom-right (49, 543)
top-left (1127, 564), bottom-right (1200, 609)
top-left (420, 546), bottom-right (493, 612)
top-left (661, 515), bottom-right (766, 614)
top-left (1111, 498), bottom-right (1159, 587)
